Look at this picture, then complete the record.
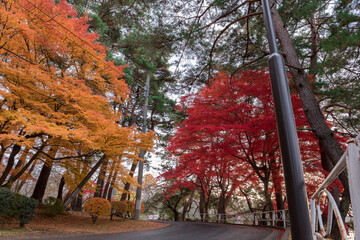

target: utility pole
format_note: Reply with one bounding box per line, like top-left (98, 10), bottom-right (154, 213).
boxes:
top-left (134, 70), bottom-right (150, 220)
top-left (260, 0), bottom-right (313, 239)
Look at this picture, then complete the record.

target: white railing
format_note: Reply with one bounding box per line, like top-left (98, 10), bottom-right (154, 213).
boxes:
top-left (187, 210), bottom-right (288, 227)
top-left (310, 134), bottom-right (360, 240)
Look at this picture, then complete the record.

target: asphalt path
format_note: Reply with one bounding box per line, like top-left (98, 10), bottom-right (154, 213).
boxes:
top-left (41, 221), bottom-right (284, 240)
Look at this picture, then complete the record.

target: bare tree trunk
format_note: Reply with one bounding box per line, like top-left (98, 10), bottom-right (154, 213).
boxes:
top-left (94, 160), bottom-right (108, 198)
top-left (57, 176), bottom-right (65, 200)
top-left (64, 154), bottom-right (106, 207)
top-left (270, 158), bottom-right (284, 210)
top-left (15, 159), bottom-right (38, 193)
top-left (181, 191), bottom-right (194, 221)
top-left (120, 160), bottom-right (137, 201)
top-left (102, 165), bottom-right (114, 199)
top-left (73, 192), bottom-right (83, 211)
top-left (31, 146), bottom-right (58, 202)
top-left (107, 169), bottom-right (118, 201)
top-left (4, 142), bottom-right (46, 188)
top-left (0, 144), bottom-right (22, 186)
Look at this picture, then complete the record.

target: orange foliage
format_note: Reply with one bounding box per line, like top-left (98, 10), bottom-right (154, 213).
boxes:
top-left (83, 197), bottom-right (111, 223)
top-left (0, 0), bottom-right (155, 190)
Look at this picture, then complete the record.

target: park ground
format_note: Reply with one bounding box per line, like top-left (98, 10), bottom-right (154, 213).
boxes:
top-left (0, 212), bottom-right (168, 239)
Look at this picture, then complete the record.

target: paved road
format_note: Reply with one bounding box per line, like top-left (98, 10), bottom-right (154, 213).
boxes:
top-left (43, 222), bottom-right (284, 240)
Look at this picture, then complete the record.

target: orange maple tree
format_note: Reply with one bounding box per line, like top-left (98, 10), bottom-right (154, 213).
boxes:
top-left (0, 0), bottom-right (154, 202)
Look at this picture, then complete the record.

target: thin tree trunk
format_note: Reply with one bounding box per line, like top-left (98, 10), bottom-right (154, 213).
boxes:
top-left (94, 160), bottom-right (108, 197)
top-left (270, 1), bottom-right (350, 217)
top-left (64, 154), bottom-right (106, 207)
top-left (0, 145), bottom-right (8, 166)
top-left (181, 191), bottom-right (194, 221)
top-left (270, 158), bottom-right (284, 210)
top-left (73, 192), bottom-right (83, 211)
top-left (102, 164), bottom-right (114, 199)
top-left (199, 189), bottom-right (206, 221)
top-left (239, 188), bottom-right (254, 212)
top-left (0, 144), bottom-right (22, 186)
top-left (107, 169), bottom-right (118, 201)
top-left (120, 160), bottom-right (137, 201)
top-left (15, 159), bottom-right (38, 193)
top-left (3, 147), bottom-right (29, 188)
top-left (57, 176), bottom-right (65, 200)
top-left (4, 142), bottom-right (46, 188)
top-left (107, 187), bottom-right (113, 201)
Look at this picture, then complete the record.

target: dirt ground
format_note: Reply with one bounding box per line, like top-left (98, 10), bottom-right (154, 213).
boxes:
top-left (0, 211), bottom-right (168, 239)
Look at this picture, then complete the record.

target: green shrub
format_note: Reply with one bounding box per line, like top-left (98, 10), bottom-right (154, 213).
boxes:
top-left (110, 201), bottom-right (127, 220)
top-left (43, 197), bottom-right (65, 217)
top-left (0, 188), bottom-right (38, 227)
top-left (14, 194), bottom-right (38, 227)
top-left (83, 197), bottom-right (111, 224)
top-left (0, 188), bottom-right (16, 219)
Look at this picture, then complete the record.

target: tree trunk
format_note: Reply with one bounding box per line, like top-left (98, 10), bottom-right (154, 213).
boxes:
top-left (181, 191), bottom-right (194, 221)
top-left (107, 169), bottom-right (118, 201)
top-left (0, 144), bottom-right (22, 186)
top-left (73, 192), bottom-right (83, 211)
top-left (107, 187), bottom-right (113, 201)
top-left (94, 160), bottom-right (108, 198)
top-left (263, 181), bottom-right (274, 211)
top-left (270, 158), bottom-right (284, 210)
top-left (3, 147), bottom-right (28, 188)
top-left (14, 159), bottom-right (38, 193)
top-left (199, 189), bottom-right (206, 221)
top-left (4, 142), bottom-right (46, 188)
top-left (120, 160), bottom-right (137, 201)
top-left (64, 154), bottom-right (106, 207)
top-left (57, 176), bottom-right (65, 200)
top-left (31, 146), bottom-right (58, 202)
top-left (102, 165), bottom-right (114, 199)
top-left (0, 145), bottom-right (8, 166)
top-left (239, 188), bottom-right (254, 212)
top-left (217, 192), bottom-right (227, 222)
top-left (270, 1), bottom-right (350, 217)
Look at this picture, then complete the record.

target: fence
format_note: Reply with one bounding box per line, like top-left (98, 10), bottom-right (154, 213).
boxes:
top-left (184, 210), bottom-right (289, 227)
top-left (310, 134), bottom-right (360, 240)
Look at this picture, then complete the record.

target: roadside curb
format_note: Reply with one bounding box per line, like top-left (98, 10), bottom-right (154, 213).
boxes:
top-left (280, 227), bottom-right (291, 240)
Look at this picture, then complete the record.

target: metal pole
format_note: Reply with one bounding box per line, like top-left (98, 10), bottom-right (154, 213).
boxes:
top-left (347, 139), bottom-right (360, 240)
top-left (134, 70), bottom-right (150, 220)
top-left (260, 0), bottom-right (313, 239)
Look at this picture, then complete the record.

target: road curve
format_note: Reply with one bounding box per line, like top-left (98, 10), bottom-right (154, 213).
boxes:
top-left (44, 221), bottom-right (284, 240)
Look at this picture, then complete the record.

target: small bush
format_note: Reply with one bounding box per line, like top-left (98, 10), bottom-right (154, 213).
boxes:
top-left (0, 188), bottom-right (16, 219)
top-left (0, 188), bottom-right (38, 227)
top-left (110, 201), bottom-right (127, 220)
top-left (83, 197), bottom-right (111, 224)
top-left (14, 194), bottom-right (38, 227)
top-left (43, 197), bottom-right (65, 217)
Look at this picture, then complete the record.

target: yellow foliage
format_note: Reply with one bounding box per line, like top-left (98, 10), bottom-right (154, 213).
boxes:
top-left (83, 197), bottom-right (111, 222)
top-left (111, 201), bottom-right (127, 216)
top-left (0, 0), bottom-right (156, 187)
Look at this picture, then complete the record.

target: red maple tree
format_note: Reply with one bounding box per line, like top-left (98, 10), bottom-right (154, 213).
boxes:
top-left (163, 70), bottom-right (332, 216)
